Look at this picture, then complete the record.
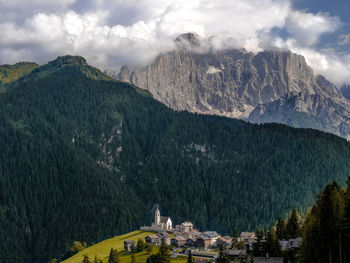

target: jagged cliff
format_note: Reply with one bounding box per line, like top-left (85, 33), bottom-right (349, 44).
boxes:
top-left (116, 33), bottom-right (350, 138)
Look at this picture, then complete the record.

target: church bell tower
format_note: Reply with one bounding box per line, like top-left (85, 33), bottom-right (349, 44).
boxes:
top-left (155, 205), bottom-right (160, 225)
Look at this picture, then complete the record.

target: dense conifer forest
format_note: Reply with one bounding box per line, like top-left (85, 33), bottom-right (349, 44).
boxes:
top-left (0, 56), bottom-right (350, 262)
top-left (300, 180), bottom-right (350, 263)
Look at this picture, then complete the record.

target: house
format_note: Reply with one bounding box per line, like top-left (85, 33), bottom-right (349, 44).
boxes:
top-left (287, 237), bottom-right (302, 251)
top-left (175, 222), bottom-right (194, 232)
top-left (124, 240), bottom-right (136, 251)
top-left (158, 232), bottom-right (171, 245)
top-left (240, 232), bottom-right (256, 243)
top-left (171, 236), bottom-right (186, 247)
top-left (225, 249), bottom-right (247, 259)
top-left (216, 236), bottom-right (232, 248)
top-left (145, 235), bottom-right (161, 246)
top-left (196, 235), bottom-right (212, 249)
top-left (279, 240), bottom-right (288, 251)
top-left (187, 231), bottom-right (202, 239)
top-left (186, 238), bottom-right (197, 247)
top-left (203, 231), bottom-right (221, 246)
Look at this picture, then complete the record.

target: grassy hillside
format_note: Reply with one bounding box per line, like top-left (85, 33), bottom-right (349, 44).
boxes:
top-left (62, 231), bottom-right (158, 263)
top-left (0, 62), bottom-right (38, 84)
top-left (1, 56), bottom-right (350, 262)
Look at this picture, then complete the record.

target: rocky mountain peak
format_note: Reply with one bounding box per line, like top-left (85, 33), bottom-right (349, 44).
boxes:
top-left (175, 32), bottom-right (202, 50)
top-left (115, 45), bottom-right (350, 138)
top-left (50, 55), bottom-right (87, 67)
top-left (118, 65), bottom-right (131, 83)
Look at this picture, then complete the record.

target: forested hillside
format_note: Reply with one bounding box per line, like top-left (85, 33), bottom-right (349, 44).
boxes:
top-left (1, 56), bottom-right (350, 263)
top-left (300, 180), bottom-right (350, 263)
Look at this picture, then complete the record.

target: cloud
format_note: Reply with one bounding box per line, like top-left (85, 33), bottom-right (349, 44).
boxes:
top-left (0, 0), bottom-right (349, 85)
top-left (338, 34), bottom-right (350, 46)
top-left (285, 11), bottom-right (341, 46)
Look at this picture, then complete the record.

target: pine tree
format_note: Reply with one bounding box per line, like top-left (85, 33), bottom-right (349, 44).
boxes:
top-left (158, 241), bottom-right (170, 263)
top-left (147, 243), bottom-right (154, 254)
top-left (300, 182), bottom-right (346, 263)
top-left (187, 250), bottom-right (194, 263)
top-left (94, 255), bottom-right (102, 263)
top-left (286, 210), bottom-right (300, 238)
top-left (217, 248), bottom-right (230, 263)
top-left (82, 255), bottom-right (91, 263)
top-left (275, 217), bottom-right (287, 240)
top-left (253, 229), bottom-right (264, 256)
top-left (344, 177), bottom-right (350, 262)
top-left (264, 228), bottom-right (281, 257)
top-left (137, 239), bottom-right (146, 252)
top-left (108, 248), bottom-right (120, 263)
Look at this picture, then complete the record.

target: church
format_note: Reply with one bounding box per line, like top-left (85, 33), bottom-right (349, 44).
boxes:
top-left (152, 205), bottom-right (172, 231)
top-left (140, 205), bottom-right (172, 232)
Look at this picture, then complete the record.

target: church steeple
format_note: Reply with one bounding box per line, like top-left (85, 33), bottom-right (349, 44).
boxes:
top-left (155, 205), bottom-right (160, 224)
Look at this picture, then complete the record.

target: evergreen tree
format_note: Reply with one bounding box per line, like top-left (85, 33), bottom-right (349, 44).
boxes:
top-left (275, 218), bottom-right (287, 240)
top-left (158, 242), bottom-right (170, 263)
top-left (137, 239), bottom-right (146, 252)
top-left (187, 250), bottom-right (194, 263)
top-left (344, 177), bottom-right (350, 262)
top-left (253, 229), bottom-right (264, 256)
top-left (108, 249), bottom-right (120, 263)
top-left (147, 243), bottom-right (154, 254)
top-left (286, 210), bottom-right (300, 239)
top-left (264, 228), bottom-right (281, 257)
top-left (217, 248), bottom-right (230, 263)
top-left (82, 255), bottom-right (91, 263)
top-left (300, 182), bottom-right (346, 263)
top-left (94, 255), bottom-right (102, 263)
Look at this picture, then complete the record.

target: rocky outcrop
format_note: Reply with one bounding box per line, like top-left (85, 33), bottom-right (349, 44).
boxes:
top-left (115, 33), bottom-right (350, 138)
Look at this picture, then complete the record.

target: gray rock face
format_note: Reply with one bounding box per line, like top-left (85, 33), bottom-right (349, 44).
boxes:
top-left (115, 34), bottom-right (350, 138)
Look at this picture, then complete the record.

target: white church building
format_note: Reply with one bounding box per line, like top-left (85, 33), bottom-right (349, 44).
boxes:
top-left (140, 205), bottom-right (173, 232)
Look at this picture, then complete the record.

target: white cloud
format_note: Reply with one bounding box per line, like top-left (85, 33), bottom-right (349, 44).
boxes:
top-left (285, 11), bottom-right (341, 46)
top-left (0, 0), bottom-right (349, 85)
top-left (339, 34), bottom-right (350, 46)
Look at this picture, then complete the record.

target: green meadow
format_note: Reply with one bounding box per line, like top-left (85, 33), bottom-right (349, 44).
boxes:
top-left (62, 230), bottom-right (187, 263)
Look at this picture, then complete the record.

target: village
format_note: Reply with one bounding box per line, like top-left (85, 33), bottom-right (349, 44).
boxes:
top-left (122, 206), bottom-right (302, 263)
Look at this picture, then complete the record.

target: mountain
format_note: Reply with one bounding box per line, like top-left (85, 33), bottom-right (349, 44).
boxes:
top-left (0, 62), bottom-right (38, 84)
top-left (1, 56), bottom-right (350, 262)
top-left (116, 33), bottom-right (350, 139)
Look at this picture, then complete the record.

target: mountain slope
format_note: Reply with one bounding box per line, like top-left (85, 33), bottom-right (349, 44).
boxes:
top-left (0, 62), bottom-right (38, 84)
top-left (1, 56), bottom-right (350, 262)
top-left (116, 33), bottom-right (350, 138)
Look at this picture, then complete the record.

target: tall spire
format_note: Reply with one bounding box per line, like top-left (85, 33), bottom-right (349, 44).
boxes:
top-left (155, 204), bottom-right (160, 225)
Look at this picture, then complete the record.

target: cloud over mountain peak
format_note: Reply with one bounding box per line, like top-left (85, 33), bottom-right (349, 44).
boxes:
top-left (0, 0), bottom-right (349, 85)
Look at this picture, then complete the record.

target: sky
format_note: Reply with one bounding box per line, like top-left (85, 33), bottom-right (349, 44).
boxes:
top-left (0, 0), bottom-right (349, 86)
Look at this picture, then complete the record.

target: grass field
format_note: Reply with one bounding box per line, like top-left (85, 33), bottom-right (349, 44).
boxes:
top-left (62, 230), bottom-right (187, 263)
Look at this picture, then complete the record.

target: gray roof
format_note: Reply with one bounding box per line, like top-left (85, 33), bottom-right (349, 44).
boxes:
top-left (159, 216), bottom-right (170, 223)
top-left (225, 249), bottom-right (246, 256)
top-left (198, 235), bottom-right (211, 240)
top-left (158, 232), bottom-right (170, 238)
top-left (125, 240), bottom-right (136, 244)
top-left (181, 221), bottom-right (193, 227)
top-left (287, 237), bottom-right (302, 249)
top-left (203, 231), bottom-right (220, 238)
top-left (253, 257), bottom-right (283, 263)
